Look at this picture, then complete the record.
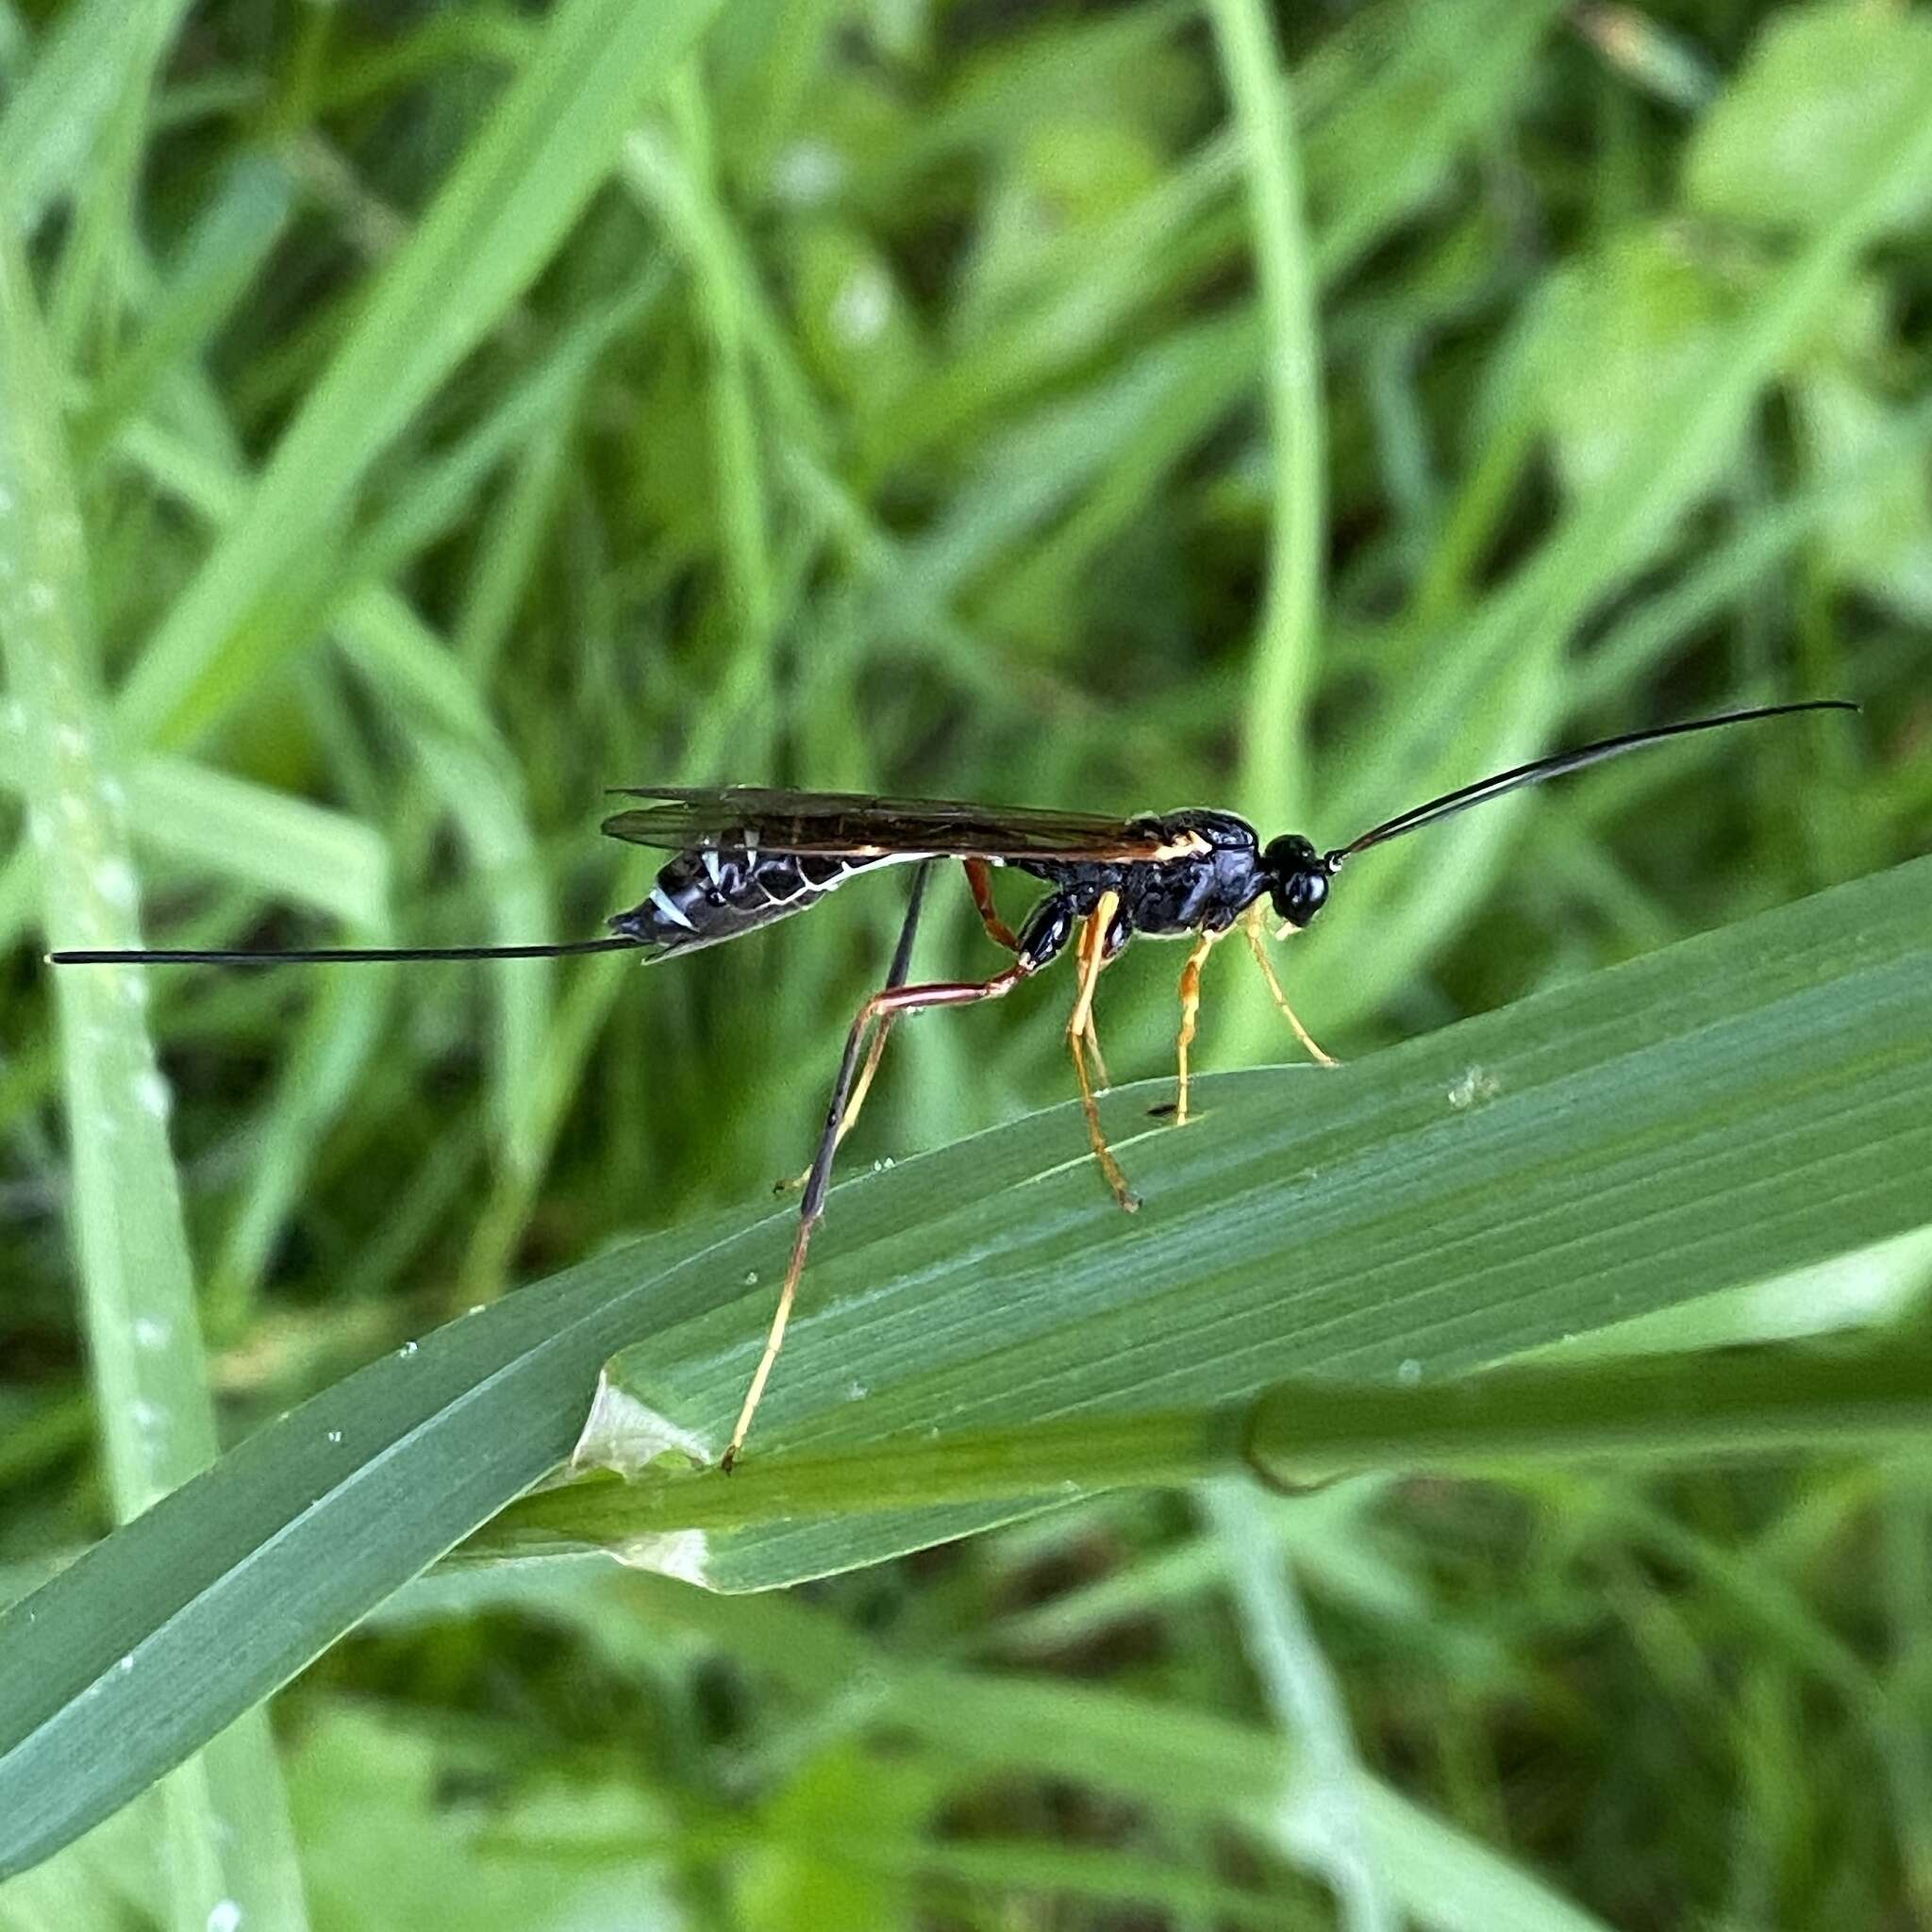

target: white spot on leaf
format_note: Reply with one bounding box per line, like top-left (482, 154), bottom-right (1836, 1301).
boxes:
top-left (572, 1370), bottom-right (711, 1477)
top-left (1447, 1065), bottom-right (1500, 1109)
top-left (612, 1528), bottom-right (712, 1586)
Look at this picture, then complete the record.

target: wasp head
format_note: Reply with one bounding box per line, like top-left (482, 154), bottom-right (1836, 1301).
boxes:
top-left (1259, 835), bottom-right (1332, 927)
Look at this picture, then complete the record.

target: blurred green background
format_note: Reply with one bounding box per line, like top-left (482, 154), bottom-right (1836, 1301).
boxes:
top-left (3, 0), bottom-right (1931, 1925)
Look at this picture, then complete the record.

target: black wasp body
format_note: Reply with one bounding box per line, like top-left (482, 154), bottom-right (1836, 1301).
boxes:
top-left (1011, 809), bottom-right (1313, 961)
top-left (611, 806), bottom-right (1318, 974)
top-left (615, 841), bottom-right (892, 953)
top-left (48, 702), bottom-right (1855, 1470)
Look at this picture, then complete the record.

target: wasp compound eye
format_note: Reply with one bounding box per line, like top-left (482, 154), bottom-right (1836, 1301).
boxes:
top-left (1274, 867), bottom-right (1326, 926)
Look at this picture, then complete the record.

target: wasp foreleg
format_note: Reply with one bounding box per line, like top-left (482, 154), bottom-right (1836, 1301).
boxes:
top-left (1242, 902), bottom-right (1339, 1067)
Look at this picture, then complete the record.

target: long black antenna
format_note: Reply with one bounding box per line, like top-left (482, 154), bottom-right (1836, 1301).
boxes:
top-left (1326, 700), bottom-right (1857, 867)
top-left (47, 936), bottom-right (641, 968)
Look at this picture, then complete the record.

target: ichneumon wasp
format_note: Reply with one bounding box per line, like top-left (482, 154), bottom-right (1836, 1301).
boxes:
top-left (51, 699), bottom-right (1856, 1468)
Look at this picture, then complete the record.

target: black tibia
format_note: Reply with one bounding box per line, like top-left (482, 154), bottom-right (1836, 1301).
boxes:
top-left (884, 860), bottom-right (934, 990)
top-left (724, 871), bottom-right (1036, 1471)
top-left (794, 860), bottom-right (935, 1193)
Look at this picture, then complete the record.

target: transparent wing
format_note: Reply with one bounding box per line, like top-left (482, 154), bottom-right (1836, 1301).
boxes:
top-left (600, 786), bottom-right (1172, 860)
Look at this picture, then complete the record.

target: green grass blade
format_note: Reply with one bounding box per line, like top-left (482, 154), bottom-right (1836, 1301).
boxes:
top-left (571, 856), bottom-right (1932, 1585)
top-left (111, 0), bottom-right (725, 750)
top-left (1299, 58), bottom-right (1932, 1031)
top-left (112, 411), bottom-right (552, 1174)
top-left (1210, 0), bottom-right (1324, 836)
top-left (1207, 1477), bottom-right (1395, 1932)
top-left (119, 753), bottom-right (390, 929)
top-left (0, 745), bottom-right (389, 941)
top-left (492, 1309), bottom-right (1932, 1544)
top-left (73, 153), bottom-right (295, 461)
top-left (0, 203), bottom-right (306, 1930)
top-left (0, 0), bottom-right (194, 236)
top-left (596, 1570), bottom-right (1614, 1932)
top-left (0, 856), bottom-right (1925, 1875)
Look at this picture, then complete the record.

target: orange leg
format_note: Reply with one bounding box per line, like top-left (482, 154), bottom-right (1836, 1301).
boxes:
top-left (1174, 928), bottom-right (1224, 1126)
top-left (725, 955), bottom-right (1036, 1471)
top-left (1242, 903), bottom-right (1339, 1067)
top-left (1069, 892), bottom-right (1117, 1092)
top-left (1066, 891), bottom-right (1137, 1211)
top-left (776, 860), bottom-right (941, 1193)
top-left (968, 851), bottom-right (1120, 1075)
top-left (1081, 1005), bottom-right (1113, 1096)
top-left (808, 858), bottom-right (1028, 1179)
top-left (777, 859), bottom-right (1050, 1194)
top-left (963, 858), bottom-right (1020, 951)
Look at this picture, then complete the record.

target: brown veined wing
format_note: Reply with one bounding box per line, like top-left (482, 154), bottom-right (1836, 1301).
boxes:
top-left (600, 787), bottom-right (1175, 861)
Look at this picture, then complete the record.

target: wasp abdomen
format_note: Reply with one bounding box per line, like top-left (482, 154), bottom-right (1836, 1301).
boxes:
top-left (611, 846), bottom-right (912, 954)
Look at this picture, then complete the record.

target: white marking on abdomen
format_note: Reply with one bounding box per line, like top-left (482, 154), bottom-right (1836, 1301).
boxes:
top-left (649, 885), bottom-right (696, 930)
top-left (757, 849), bottom-right (928, 911)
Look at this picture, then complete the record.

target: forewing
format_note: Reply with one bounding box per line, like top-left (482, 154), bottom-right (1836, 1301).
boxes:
top-left (600, 786), bottom-right (1168, 860)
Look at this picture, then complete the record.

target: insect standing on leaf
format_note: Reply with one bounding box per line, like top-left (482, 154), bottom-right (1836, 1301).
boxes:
top-left (49, 699), bottom-right (1856, 1470)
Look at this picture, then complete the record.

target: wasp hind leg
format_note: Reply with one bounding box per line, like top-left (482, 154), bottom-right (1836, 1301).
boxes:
top-left (1242, 903), bottom-right (1339, 1067)
top-left (774, 861), bottom-right (937, 1194)
top-left (726, 940), bottom-right (1036, 1472)
top-left (963, 857), bottom-right (1020, 952)
top-left (1065, 891), bottom-right (1137, 1212)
